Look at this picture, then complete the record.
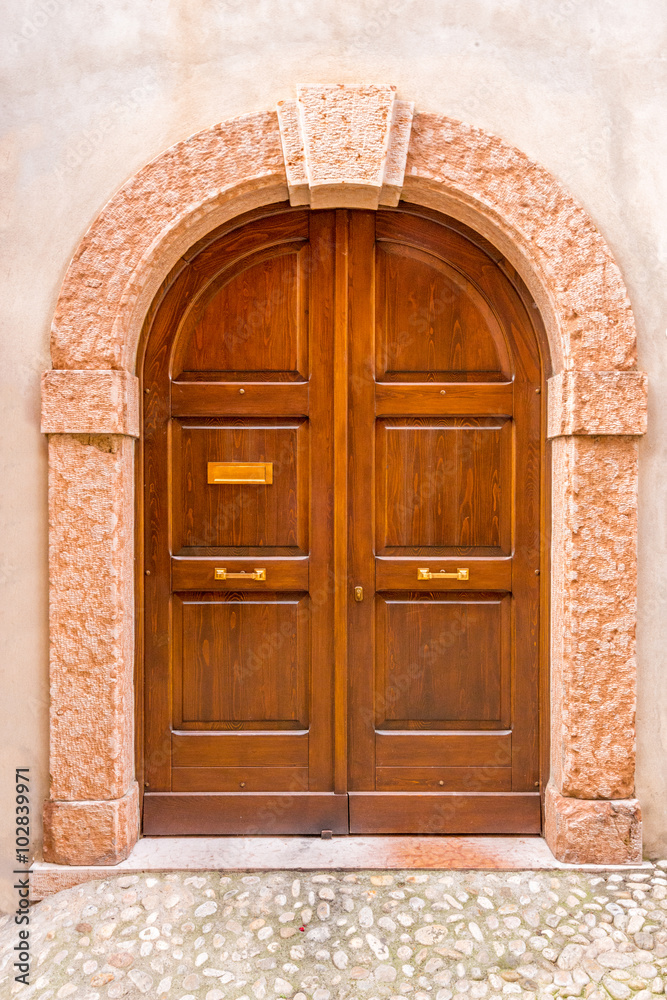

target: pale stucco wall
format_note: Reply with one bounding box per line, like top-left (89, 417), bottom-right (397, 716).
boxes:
top-left (1, 0), bottom-right (666, 908)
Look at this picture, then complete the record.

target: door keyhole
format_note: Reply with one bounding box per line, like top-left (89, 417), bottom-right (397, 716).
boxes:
top-left (354, 586), bottom-right (363, 602)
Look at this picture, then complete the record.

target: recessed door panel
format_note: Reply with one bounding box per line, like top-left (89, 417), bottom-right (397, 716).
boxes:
top-left (174, 420), bottom-right (307, 552)
top-left (375, 242), bottom-right (511, 380)
top-left (176, 593), bottom-right (308, 728)
top-left (177, 246), bottom-right (309, 379)
top-left (376, 418), bottom-right (510, 552)
top-left (376, 593), bottom-right (509, 728)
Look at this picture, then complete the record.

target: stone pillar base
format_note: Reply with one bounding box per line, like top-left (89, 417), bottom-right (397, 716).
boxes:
top-left (544, 781), bottom-right (642, 864)
top-left (43, 782), bottom-right (139, 866)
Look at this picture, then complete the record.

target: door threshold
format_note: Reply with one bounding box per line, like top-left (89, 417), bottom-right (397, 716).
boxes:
top-left (30, 835), bottom-right (650, 900)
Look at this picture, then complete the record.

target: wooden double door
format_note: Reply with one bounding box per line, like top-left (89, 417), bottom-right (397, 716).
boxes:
top-left (142, 204), bottom-right (544, 836)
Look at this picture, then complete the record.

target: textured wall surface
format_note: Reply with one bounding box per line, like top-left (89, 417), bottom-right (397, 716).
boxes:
top-left (41, 371), bottom-right (140, 435)
top-left (545, 784), bottom-right (643, 866)
top-left (2, 0), bottom-right (667, 904)
top-left (47, 434), bottom-right (135, 801)
top-left (549, 435), bottom-right (639, 800)
top-left (548, 371), bottom-right (648, 437)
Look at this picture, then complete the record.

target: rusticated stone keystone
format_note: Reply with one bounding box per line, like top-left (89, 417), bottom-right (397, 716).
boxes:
top-left (277, 84), bottom-right (413, 209)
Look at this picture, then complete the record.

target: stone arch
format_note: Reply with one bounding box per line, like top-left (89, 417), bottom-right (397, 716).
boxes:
top-left (41, 85), bottom-right (647, 867)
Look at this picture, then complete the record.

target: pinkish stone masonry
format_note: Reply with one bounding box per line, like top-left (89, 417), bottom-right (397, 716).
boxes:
top-left (277, 85), bottom-right (414, 209)
top-left (42, 87), bottom-right (647, 867)
top-left (42, 370), bottom-right (140, 437)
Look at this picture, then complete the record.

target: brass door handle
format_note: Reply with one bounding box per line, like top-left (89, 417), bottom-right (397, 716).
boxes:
top-left (215, 568), bottom-right (266, 581)
top-left (418, 567), bottom-right (469, 581)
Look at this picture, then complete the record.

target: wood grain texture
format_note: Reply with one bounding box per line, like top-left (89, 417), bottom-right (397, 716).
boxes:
top-left (143, 208), bottom-right (334, 822)
top-left (141, 203), bottom-right (545, 834)
top-left (376, 594), bottom-right (508, 726)
top-left (375, 382), bottom-right (513, 417)
top-left (346, 211), bottom-right (378, 790)
top-left (304, 210), bottom-right (337, 791)
top-left (172, 732), bottom-right (308, 767)
top-left (376, 560), bottom-right (511, 591)
top-left (177, 244), bottom-right (309, 379)
top-left (171, 382), bottom-right (309, 418)
top-left (376, 418), bottom-right (509, 551)
top-left (144, 792), bottom-right (349, 835)
top-left (172, 557), bottom-right (309, 591)
top-left (175, 420), bottom-right (307, 551)
top-left (346, 208), bottom-right (542, 831)
top-left (376, 767), bottom-right (512, 791)
top-left (177, 593), bottom-right (308, 727)
top-left (375, 731), bottom-right (511, 767)
top-left (375, 242), bottom-right (508, 379)
top-left (172, 767), bottom-right (309, 792)
top-left (333, 210), bottom-right (349, 794)
top-left (348, 792), bottom-right (541, 834)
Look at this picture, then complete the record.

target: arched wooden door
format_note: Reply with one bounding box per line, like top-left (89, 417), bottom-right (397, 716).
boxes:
top-left (141, 204), bottom-right (545, 835)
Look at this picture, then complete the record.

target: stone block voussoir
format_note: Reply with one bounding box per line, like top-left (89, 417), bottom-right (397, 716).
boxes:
top-left (548, 370), bottom-right (647, 438)
top-left (42, 369), bottom-right (140, 436)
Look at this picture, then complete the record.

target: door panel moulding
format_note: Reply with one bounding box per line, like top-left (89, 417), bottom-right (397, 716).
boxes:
top-left (40, 84), bottom-right (647, 871)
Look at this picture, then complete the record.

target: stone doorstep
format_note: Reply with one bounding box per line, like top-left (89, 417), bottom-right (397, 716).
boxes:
top-left (29, 836), bottom-right (652, 901)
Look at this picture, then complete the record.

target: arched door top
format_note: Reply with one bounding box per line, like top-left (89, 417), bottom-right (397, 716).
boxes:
top-left (48, 86), bottom-right (638, 377)
top-left (41, 86), bottom-right (647, 871)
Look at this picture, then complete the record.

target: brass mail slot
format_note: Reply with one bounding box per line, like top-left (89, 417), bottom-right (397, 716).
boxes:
top-left (207, 461), bottom-right (273, 485)
top-left (418, 567), bottom-right (469, 581)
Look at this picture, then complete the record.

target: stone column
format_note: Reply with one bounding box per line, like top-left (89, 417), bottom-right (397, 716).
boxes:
top-left (545, 370), bottom-right (647, 864)
top-left (41, 371), bottom-right (140, 865)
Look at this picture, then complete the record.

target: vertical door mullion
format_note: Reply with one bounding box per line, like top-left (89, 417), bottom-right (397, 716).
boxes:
top-left (346, 211), bottom-right (378, 791)
top-left (333, 210), bottom-right (350, 795)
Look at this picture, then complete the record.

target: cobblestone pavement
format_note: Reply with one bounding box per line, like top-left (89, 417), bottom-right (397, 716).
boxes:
top-left (1, 864), bottom-right (666, 1000)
